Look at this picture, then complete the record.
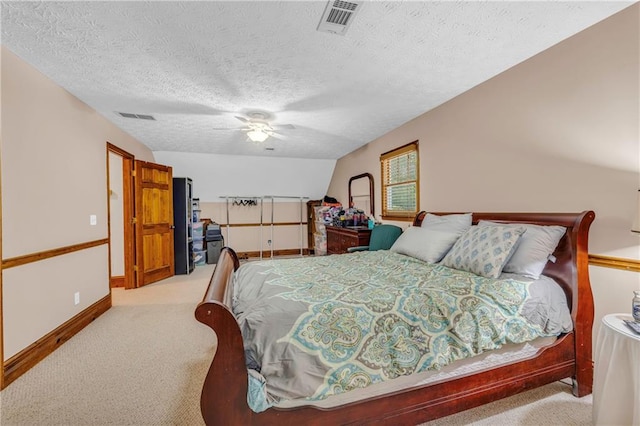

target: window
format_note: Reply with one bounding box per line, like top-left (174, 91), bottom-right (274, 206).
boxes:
top-left (380, 141), bottom-right (419, 220)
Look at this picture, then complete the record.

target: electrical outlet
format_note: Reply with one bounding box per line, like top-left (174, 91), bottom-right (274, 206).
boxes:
top-left (89, 215), bottom-right (97, 226)
top-left (74, 292), bottom-right (80, 305)
top-left (267, 240), bottom-right (272, 246)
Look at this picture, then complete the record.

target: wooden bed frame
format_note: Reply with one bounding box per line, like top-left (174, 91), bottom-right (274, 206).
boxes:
top-left (195, 211), bottom-right (595, 425)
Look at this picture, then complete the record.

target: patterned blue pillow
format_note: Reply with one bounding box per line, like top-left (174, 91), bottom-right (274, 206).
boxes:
top-left (478, 221), bottom-right (566, 279)
top-left (441, 225), bottom-right (526, 278)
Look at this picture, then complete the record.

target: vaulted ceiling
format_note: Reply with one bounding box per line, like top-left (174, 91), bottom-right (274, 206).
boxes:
top-left (1, 1), bottom-right (633, 159)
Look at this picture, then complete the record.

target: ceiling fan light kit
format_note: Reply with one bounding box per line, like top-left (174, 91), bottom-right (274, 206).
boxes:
top-left (232, 110), bottom-right (294, 143)
top-left (247, 129), bottom-right (269, 143)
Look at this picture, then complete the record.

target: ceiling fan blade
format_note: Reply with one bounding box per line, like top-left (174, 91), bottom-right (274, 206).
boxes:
top-left (269, 132), bottom-right (289, 141)
top-left (272, 123), bottom-right (295, 130)
top-left (234, 115), bottom-right (249, 123)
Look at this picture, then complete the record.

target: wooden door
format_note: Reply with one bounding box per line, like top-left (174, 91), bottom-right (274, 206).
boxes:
top-left (134, 160), bottom-right (174, 287)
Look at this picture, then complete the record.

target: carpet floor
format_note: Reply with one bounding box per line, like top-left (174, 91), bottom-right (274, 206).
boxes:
top-left (0, 262), bottom-right (593, 425)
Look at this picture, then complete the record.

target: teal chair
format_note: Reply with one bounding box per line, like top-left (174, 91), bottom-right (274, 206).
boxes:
top-left (347, 224), bottom-right (403, 252)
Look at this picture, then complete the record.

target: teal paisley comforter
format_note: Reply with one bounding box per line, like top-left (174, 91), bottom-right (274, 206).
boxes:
top-left (232, 250), bottom-right (571, 412)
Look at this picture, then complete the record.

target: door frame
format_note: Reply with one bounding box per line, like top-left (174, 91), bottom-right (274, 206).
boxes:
top-left (106, 143), bottom-right (136, 290)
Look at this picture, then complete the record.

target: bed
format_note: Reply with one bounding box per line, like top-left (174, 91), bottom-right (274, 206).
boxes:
top-left (195, 210), bottom-right (595, 425)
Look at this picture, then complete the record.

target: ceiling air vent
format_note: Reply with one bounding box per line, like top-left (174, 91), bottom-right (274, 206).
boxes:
top-left (317, 0), bottom-right (362, 36)
top-left (116, 112), bottom-right (156, 120)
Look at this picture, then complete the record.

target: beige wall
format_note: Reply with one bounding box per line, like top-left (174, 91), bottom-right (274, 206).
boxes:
top-left (1, 46), bottom-right (154, 359)
top-left (327, 5), bottom-right (640, 336)
top-left (201, 200), bottom-right (310, 252)
top-left (153, 150), bottom-right (337, 254)
top-left (108, 152), bottom-right (125, 277)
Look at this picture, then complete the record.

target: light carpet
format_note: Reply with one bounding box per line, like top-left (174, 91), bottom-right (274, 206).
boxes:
top-left (0, 262), bottom-right (592, 425)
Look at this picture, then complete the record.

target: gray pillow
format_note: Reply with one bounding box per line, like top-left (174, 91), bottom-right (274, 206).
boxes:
top-left (390, 226), bottom-right (461, 263)
top-left (478, 221), bottom-right (566, 279)
top-left (423, 213), bottom-right (472, 234)
top-left (390, 213), bottom-right (472, 263)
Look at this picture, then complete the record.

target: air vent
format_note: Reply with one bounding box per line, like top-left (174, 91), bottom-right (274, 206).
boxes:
top-left (317, 0), bottom-right (362, 36)
top-left (116, 112), bottom-right (156, 120)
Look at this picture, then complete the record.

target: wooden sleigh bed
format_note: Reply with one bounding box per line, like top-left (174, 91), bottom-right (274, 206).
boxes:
top-left (195, 210), bottom-right (595, 425)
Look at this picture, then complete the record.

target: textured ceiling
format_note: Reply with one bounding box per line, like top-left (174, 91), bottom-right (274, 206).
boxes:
top-left (1, 1), bottom-right (633, 159)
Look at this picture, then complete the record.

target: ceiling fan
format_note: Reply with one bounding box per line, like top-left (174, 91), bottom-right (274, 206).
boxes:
top-left (222, 111), bottom-right (295, 143)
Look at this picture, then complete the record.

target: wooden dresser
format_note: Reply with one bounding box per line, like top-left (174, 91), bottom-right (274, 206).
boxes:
top-left (326, 225), bottom-right (372, 254)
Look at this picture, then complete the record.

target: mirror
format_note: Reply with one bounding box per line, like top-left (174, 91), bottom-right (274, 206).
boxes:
top-left (348, 173), bottom-right (374, 218)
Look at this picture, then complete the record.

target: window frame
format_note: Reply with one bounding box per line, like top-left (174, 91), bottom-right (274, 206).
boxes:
top-left (380, 140), bottom-right (419, 221)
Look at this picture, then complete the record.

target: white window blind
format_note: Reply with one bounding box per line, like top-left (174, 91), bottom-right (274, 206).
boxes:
top-left (380, 141), bottom-right (419, 219)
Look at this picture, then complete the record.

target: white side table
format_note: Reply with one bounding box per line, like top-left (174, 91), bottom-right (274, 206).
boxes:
top-left (593, 313), bottom-right (640, 425)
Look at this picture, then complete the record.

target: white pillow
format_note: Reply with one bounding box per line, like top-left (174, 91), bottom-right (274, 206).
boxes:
top-left (441, 225), bottom-right (525, 278)
top-left (478, 221), bottom-right (566, 279)
top-left (423, 213), bottom-right (472, 234)
top-left (390, 227), bottom-right (460, 263)
top-left (390, 213), bottom-right (472, 263)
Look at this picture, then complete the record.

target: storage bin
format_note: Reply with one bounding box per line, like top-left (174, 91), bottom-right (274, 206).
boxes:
top-left (193, 238), bottom-right (204, 251)
top-left (193, 250), bottom-right (207, 266)
top-left (192, 221), bottom-right (204, 238)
